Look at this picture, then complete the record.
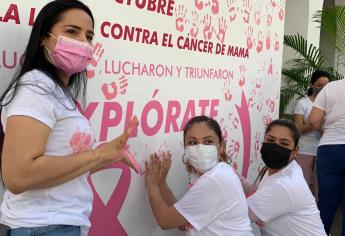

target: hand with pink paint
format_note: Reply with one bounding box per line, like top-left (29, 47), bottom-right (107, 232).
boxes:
top-left (145, 153), bottom-right (162, 188)
top-left (159, 152), bottom-right (172, 186)
top-left (94, 116), bottom-right (140, 173)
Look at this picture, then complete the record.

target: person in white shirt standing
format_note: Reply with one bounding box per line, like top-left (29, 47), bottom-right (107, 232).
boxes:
top-left (309, 77), bottom-right (345, 235)
top-left (294, 70), bottom-right (329, 196)
top-left (144, 115), bottom-right (253, 236)
top-left (0, 1), bottom-right (139, 235)
top-left (237, 119), bottom-right (326, 236)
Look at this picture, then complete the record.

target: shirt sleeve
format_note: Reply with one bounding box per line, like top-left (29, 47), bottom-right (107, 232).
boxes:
top-left (3, 77), bottom-right (57, 129)
top-left (174, 176), bottom-right (226, 231)
top-left (313, 84), bottom-right (329, 111)
top-left (247, 183), bottom-right (293, 223)
top-left (294, 99), bottom-right (305, 115)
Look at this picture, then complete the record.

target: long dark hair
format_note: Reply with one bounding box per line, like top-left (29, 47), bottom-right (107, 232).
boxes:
top-left (255, 119), bottom-right (300, 183)
top-left (306, 70), bottom-right (330, 96)
top-left (183, 115), bottom-right (230, 163)
top-left (0, 0), bottom-right (94, 178)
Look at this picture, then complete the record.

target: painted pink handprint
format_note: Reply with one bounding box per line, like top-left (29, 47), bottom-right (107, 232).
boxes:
top-left (256, 101), bottom-right (263, 111)
top-left (274, 33), bottom-right (280, 51)
top-left (223, 79), bottom-right (233, 101)
top-left (189, 11), bottom-right (200, 38)
top-left (278, 0), bottom-right (285, 21)
top-left (241, 0), bottom-right (252, 24)
top-left (271, 0), bottom-right (277, 7)
top-left (216, 17), bottom-right (227, 44)
top-left (266, 99), bottom-right (275, 113)
top-left (227, 0), bottom-right (238, 22)
top-left (266, 4), bottom-right (273, 26)
top-left (87, 43), bottom-right (104, 79)
top-left (175, 5), bottom-right (187, 32)
top-left (203, 14), bottom-right (213, 40)
top-left (101, 76), bottom-right (128, 100)
top-left (69, 128), bottom-right (91, 154)
top-left (248, 97), bottom-right (254, 108)
top-left (229, 139), bottom-right (240, 159)
top-left (239, 65), bottom-right (246, 87)
top-left (256, 31), bottom-right (263, 53)
top-left (211, 0), bottom-right (220, 14)
top-left (245, 26), bottom-right (254, 49)
top-left (263, 114), bottom-right (272, 126)
top-left (266, 31), bottom-right (271, 50)
top-left (219, 118), bottom-right (229, 141)
top-left (253, 132), bottom-right (261, 160)
top-left (195, 0), bottom-right (204, 10)
top-left (254, 1), bottom-right (261, 25)
top-left (268, 58), bottom-right (273, 74)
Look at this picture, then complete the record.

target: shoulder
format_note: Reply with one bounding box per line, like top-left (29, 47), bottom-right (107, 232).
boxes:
top-left (203, 162), bottom-right (239, 187)
top-left (19, 69), bottom-right (57, 91)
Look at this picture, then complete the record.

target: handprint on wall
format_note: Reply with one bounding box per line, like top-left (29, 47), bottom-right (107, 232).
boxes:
top-left (254, 1), bottom-right (261, 25)
top-left (175, 5), bottom-right (187, 32)
top-left (216, 17), bottom-right (228, 44)
top-left (223, 79), bottom-right (233, 101)
top-left (189, 11), bottom-right (200, 38)
top-left (227, 0), bottom-right (238, 22)
top-left (101, 76), bottom-right (128, 100)
top-left (256, 31), bottom-right (263, 53)
top-left (241, 0), bottom-right (252, 24)
top-left (245, 26), bottom-right (254, 49)
top-left (203, 14), bottom-right (213, 40)
top-left (87, 43), bottom-right (104, 79)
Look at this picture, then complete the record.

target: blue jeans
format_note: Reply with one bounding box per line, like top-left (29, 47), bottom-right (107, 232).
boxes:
top-left (317, 144), bottom-right (345, 235)
top-left (10, 225), bottom-right (80, 236)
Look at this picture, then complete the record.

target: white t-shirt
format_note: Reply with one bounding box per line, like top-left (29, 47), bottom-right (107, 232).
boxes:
top-left (0, 70), bottom-right (94, 228)
top-left (314, 79), bottom-right (345, 145)
top-left (294, 97), bottom-right (321, 156)
top-left (174, 162), bottom-right (253, 236)
top-left (247, 161), bottom-right (326, 236)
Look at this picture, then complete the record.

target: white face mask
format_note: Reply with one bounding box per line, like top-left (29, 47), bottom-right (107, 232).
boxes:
top-left (186, 144), bottom-right (219, 174)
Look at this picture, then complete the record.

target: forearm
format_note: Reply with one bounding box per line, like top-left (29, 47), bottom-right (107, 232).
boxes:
top-left (147, 186), bottom-right (172, 229)
top-left (298, 124), bottom-right (313, 134)
top-left (159, 182), bottom-right (177, 206)
top-left (234, 171), bottom-right (257, 196)
top-left (4, 149), bottom-right (105, 193)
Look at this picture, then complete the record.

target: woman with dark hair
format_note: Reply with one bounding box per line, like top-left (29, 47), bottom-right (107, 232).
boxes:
top-left (309, 74), bottom-right (345, 234)
top-left (237, 119), bottom-right (326, 236)
top-left (294, 70), bottom-right (329, 196)
top-left (0, 1), bottom-right (138, 235)
top-left (144, 115), bottom-right (253, 235)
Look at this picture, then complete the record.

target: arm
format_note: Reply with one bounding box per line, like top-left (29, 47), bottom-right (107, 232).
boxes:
top-left (159, 153), bottom-right (177, 206)
top-left (308, 107), bottom-right (325, 132)
top-left (2, 116), bottom-right (138, 194)
top-left (234, 169), bottom-right (257, 197)
top-left (145, 154), bottom-right (188, 230)
top-left (294, 114), bottom-right (313, 134)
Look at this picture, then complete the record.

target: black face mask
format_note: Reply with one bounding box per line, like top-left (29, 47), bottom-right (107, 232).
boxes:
top-left (313, 87), bottom-right (322, 96)
top-left (260, 143), bottom-right (292, 169)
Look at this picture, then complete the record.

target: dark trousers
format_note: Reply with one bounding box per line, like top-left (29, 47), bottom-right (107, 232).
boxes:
top-left (317, 144), bottom-right (345, 235)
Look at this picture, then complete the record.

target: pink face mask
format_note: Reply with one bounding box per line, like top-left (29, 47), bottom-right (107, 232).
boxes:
top-left (47, 33), bottom-right (93, 76)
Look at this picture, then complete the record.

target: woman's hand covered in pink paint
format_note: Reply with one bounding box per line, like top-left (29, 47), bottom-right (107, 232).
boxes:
top-left (159, 152), bottom-right (172, 186)
top-left (145, 153), bottom-right (162, 188)
top-left (95, 117), bottom-right (139, 167)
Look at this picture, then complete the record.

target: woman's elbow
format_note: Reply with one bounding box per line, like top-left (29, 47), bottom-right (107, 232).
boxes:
top-left (3, 174), bottom-right (30, 194)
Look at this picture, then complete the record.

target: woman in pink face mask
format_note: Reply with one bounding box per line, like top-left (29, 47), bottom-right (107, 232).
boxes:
top-left (144, 116), bottom-right (253, 236)
top-left (0, 1), bottom-right (139, 235)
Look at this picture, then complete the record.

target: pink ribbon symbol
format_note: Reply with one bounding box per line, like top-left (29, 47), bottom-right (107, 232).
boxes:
top-left (235, 91), bottom-right (251, 178)
top-left (87, 161), bottom-right (131, 236)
